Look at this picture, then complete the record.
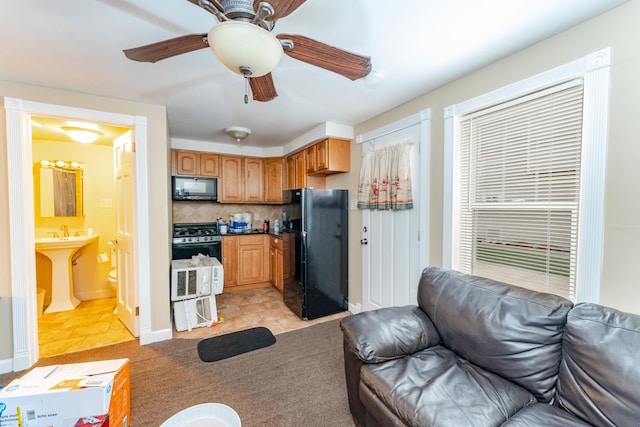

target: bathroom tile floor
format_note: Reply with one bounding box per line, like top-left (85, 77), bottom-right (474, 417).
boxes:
top-left (38, 297), bottom-right (135, 358)
top-left (38, 286), bottom-right (350, 357)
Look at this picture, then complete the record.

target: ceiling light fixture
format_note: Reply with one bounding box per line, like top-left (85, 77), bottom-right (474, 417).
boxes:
top-left (61, 126), bottom-right (103, 144)
top-left (208, 21), bottom-right (283, 78)
top-left (225, 126), bottom-right (251, 143)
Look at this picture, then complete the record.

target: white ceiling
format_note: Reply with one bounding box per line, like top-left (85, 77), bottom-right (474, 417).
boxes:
top-left (0, 0), bottom-right (628, 148)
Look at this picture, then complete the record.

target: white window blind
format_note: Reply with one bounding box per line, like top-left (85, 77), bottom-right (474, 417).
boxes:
top-left (457, 81), bottom-right (583, 300)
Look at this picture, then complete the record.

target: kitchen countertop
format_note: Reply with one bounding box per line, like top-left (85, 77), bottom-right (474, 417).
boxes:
top-left (220, 229), bottom-right (291, 238)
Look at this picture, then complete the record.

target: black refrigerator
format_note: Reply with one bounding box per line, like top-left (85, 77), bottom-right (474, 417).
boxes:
top-left (282, 188), bottom-right (348, 320)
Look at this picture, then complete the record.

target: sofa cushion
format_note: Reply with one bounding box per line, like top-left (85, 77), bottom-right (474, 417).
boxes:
top-left (360, 345), bottom-right (535, 427)
top-left (340, 306), bottom-right (440, 363)
top-left (501, 402), bottom-right (592, 426)
top-left (418, 267), bottom-right (573, 402)
top-left (557, 303), bottom-right (640, 427)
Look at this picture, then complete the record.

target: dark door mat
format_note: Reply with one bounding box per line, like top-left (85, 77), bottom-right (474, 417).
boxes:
top-left (197, 327), bottom-right (277, 362)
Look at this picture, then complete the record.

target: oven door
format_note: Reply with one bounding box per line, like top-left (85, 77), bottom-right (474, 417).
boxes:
top-left (172, 241), bottom-right (222, 262)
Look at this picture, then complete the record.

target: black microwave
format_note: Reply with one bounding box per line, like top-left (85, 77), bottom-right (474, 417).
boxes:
top-left (172, 176), bottom-right (217, 201)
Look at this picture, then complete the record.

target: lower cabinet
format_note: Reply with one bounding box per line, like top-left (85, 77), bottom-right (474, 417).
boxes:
top-left (222, 234), bottom-right (270, 291)
top-left (222, 235), bottom-right (239, 289)
top-left (270, 236), bottom-right (284, 293)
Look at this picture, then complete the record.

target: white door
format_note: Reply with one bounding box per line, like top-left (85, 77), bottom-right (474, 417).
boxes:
top-left (114, 130), bottom-right (139, 336)
top-left (359, 113), bottom-right (429, 312)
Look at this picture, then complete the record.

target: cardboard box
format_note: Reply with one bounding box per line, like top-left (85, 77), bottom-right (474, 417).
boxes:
top-left (0, 359), bottom-right (129, 427)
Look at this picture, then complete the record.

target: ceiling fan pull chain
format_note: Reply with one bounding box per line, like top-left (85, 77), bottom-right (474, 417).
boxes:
top-left (240, 65), bottom-right (253, 104)
top-left (245, 76), bottom-right (249, 104)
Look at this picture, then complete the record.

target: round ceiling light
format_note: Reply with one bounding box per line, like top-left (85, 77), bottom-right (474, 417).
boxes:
top-left (208, 21), bottom-right (283, 77)
top-left (225, 126), bottom-right (251, 142)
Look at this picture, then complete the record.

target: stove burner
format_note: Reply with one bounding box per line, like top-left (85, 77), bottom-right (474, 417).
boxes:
top-left (173, 222), bottom-right (220, 244)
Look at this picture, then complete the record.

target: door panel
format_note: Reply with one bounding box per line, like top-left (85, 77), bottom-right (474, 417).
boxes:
top-left (114, 130), bottom-right (138, 336)
top-left (362, 123), bottom-right (422, 311)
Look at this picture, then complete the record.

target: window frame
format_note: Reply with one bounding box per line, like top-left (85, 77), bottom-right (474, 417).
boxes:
top-left (443, 48), bottom-right (611, 303)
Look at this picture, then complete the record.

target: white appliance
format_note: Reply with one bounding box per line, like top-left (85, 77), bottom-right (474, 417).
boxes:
top-left (173, 295), bottom-right (218, 332)
top-left (170, 255), bottom-right (224, 301)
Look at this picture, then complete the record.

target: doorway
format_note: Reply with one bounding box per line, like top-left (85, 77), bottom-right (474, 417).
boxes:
top-left (357, 110), bottom-right (430, 311)
top-left (31, 116), bottom-right (135, 356)
top-left (4, 98), bottom-right (151, 371)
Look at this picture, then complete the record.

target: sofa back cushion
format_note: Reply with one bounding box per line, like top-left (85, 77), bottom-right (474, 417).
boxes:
top-left (557, 303), bottom-right (640, 427)
top-left (418, 267), bottom-right (573, 402)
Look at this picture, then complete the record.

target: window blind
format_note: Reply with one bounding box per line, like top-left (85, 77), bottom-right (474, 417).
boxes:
top-left (457, 81), bottom-right (583, 300)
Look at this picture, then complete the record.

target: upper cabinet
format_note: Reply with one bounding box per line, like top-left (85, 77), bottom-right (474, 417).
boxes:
top-left (173, 150), bottom-right (219, 177)
top-left (306, 138), bottom-right (350, 176)
top-left (172, 140), bottom-right (349, 202)
top-left (220, 155), bottom-right (244, 203)
top-left (244, 157), bottom-right (264, 203)
top-left (264, 157), bottom-right (285, 203)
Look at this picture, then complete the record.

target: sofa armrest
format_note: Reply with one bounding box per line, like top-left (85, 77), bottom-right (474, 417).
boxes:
top-left (340, 306), bottom-right (440, 363)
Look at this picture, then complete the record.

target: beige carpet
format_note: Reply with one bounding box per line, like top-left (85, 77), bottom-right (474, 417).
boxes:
top-left (0, 318), bottom-right (355, 427)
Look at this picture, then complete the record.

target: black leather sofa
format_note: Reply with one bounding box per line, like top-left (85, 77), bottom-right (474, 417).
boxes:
top-left (340, 267), bottom-right (640, 426)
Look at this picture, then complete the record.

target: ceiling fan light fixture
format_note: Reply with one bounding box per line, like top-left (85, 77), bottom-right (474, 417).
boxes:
top-left (61, 126), bottom-right (103, 144)
top-left (225, 126), bottom-right (251, 142)
top-left (208, 20), bottom-right (283, 77)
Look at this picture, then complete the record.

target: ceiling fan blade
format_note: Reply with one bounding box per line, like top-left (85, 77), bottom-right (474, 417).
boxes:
top-left (185, 0), bottom-right (224, 14)
top-left (250, 73), bottom-right (278, 102)
top-left (254, 0), bottom-right (306, 20)
top-left (124, 34), bottom-right (209, 63)
top-left (276, 34), bottom-right (372, 81)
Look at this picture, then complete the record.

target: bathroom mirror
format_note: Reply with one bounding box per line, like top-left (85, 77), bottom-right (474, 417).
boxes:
top-left (38, 161), bottom-right (84, 217)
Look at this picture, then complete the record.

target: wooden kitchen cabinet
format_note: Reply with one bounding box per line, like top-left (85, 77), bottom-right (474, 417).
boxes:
top-left (286, 150), bottom-right (325, 189)
top-left (270, 235), bottom-right (284, 293)
top-left (220, 155), bottom-right (244, 203)
top-left (222, 234), bottom-right (270, 291)
top-left (307, 138), bottom-right (350, 175)
top-left (264, 157), bottom-right (285, 203)
top-left (199, 153), bottom-right (220, 176)
top-left (238, 234), bottom-right (269, 285)
top-left (173, 150), bottom-right (219, 177)
top-left (221, 235), bottom-right (239, 289)
top-left (285, 156), bottom-right (296, 190)
top-left (244, 157), bottom-right (264, 203)
top-left (305, 145), bottom-right (317, 174)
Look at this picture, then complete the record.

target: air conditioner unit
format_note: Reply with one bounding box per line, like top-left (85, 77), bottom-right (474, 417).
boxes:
top-left (171, 256), bottom-right (224, 301)
top-left (173, 295), bottom-right (218, 332)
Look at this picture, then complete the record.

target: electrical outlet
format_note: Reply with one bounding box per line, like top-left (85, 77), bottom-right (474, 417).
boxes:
top-left (350, 199), bottom-right (357, 210)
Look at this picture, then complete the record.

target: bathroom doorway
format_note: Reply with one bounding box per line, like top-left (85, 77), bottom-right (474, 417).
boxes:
top-left (31, 116), bottom-right (136, 356)
top-left (5, 98), bottom-right (152, 370)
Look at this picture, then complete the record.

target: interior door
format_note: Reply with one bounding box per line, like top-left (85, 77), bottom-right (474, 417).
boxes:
top-left (362, 123), bottom-right (422, 311)
top-left (114, 130), bottom-right (139, 336)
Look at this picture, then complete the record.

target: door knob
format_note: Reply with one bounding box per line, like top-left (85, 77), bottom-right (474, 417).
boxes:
top-left (360, 238), bottom-right (368, 245)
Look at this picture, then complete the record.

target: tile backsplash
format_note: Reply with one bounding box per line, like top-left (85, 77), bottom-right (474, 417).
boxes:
top-left (173, 201), bottom-right (284, 228)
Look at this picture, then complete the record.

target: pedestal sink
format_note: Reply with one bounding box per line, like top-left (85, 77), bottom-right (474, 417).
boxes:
top-left (35, 235), bottom-right (98, 313)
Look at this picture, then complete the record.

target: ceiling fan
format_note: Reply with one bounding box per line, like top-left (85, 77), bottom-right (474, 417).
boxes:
top-left (123, 0), bottom-right (372, 102)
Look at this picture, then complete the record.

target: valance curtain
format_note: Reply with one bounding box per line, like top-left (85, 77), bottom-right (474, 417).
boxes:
top-left (357, 140), bottom-right (413, 210)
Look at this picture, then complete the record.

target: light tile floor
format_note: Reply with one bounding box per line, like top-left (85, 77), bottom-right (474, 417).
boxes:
top-left (38, 297), bottom-right (135, 358)
top-left (173, 286), bottom-right (350, 339)
top-left (38, 286), bottom-right (349, 357)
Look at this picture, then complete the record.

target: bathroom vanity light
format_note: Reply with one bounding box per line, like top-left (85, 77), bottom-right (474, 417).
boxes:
top-left (40, 159), bottom-right (84, 170)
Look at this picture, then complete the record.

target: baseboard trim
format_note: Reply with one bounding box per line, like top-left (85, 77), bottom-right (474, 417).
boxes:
top-left (139, 327), bottom-right (172, 345)
top-left (348, 302), bottom-right (362, 314)
top-left (0, 358), bottom-right (15, 375)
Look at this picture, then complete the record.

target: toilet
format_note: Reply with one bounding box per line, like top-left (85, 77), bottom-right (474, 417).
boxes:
top-left (108, 269), bottom-right (117, 289)
top-left (107, 241), bottom-right (117, 313)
